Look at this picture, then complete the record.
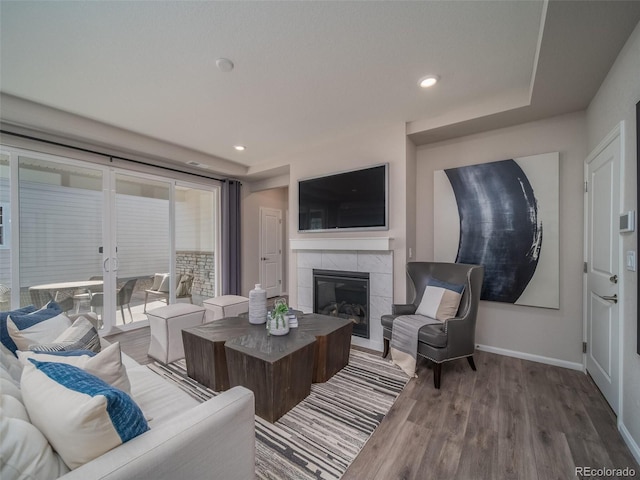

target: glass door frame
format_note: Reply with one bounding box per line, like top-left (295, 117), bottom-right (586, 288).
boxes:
top-left (1, 145), bottom-right (222, 336)
top-left (106, 168), bottom-right (174, 333)
top-left (2, 146), bottom-right (117, 325)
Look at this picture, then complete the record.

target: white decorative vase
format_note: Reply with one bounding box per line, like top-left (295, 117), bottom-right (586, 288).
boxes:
top-left (266, 312), bottom-right (289, 336)
top-left (248, 284), bottom-right (267, 324)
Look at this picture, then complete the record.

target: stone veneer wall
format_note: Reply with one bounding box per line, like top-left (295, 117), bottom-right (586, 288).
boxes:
top-left (296, 250), bottom-right (393, 352)
top-left (176, 250), bottom-right (215, 298)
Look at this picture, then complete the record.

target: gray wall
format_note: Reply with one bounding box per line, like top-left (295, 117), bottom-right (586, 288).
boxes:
top-left (586, 20), bottom-right (640, 462)
top-left (415, 111), bottom-right (587, 367)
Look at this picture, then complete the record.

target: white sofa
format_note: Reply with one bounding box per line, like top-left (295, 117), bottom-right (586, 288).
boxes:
top-left (1, 337), bottom-right (256, 480)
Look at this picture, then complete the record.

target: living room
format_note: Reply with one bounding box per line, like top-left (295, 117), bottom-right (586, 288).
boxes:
top-left (2, 1), bottom-right (640, 479)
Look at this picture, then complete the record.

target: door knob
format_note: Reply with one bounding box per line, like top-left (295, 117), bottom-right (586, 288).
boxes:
top-left (609, 274), bottom-right (618, 284)
top-left (596, 293), bottom-right (618, 304)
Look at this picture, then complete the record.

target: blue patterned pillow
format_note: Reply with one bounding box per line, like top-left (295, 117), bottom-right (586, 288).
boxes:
top-left (1, 305), bottom-right (37, 354)
top-left (9, 301), bottom-right (62, 330)
top-left (28, 316), bottom-right (101, 354)
top-left (21, 359), bottom-right (149, 469)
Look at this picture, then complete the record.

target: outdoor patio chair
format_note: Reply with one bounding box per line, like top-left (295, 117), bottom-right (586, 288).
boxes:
top-left (143, 273), bottom-right (194, 312)
top-left (90, 278), bottom-right (138, 324)
top-left (72, 275), bottom-right (103, 312)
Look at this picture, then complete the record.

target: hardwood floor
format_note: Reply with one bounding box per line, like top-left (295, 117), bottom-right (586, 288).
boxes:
top-left (108, 327), bottom-right (639, 479)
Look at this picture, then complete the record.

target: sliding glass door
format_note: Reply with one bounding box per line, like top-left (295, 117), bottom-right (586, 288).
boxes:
top-left (111, 173), bottom-right (170, 327)
top-left (17, 155), bottom-right (106, 317)
top-left (1, 146), bottom-right (220, 334)
top-left (174, 183), bottom-right (219, 305)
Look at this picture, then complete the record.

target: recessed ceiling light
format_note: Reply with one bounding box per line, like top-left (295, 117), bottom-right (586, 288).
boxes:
top-left (234, 145), bottom-right (246, 151)
top-left (418, 75), bottom-right (439, 88)
top-left (216, 58), bottom-right (234, 72)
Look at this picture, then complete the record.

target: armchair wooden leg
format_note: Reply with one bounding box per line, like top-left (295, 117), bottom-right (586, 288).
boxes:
top-left (143, 292), bottom-right (149, 313)
top-left (433, 362), bottom-right (442, 389)
top-left (467, 355), bottom-right (477, 371)
top-left (382, 338), bottom-right (390, 358)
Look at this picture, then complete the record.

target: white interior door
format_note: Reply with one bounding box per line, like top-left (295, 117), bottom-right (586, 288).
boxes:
top-left (260, 207), bottom-right (281, 298)
top-left (585, 127), bottom-right (622, 415)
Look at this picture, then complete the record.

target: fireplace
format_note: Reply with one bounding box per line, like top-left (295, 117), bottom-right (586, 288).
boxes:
top-left (313, 269), bottom-right (369, 339)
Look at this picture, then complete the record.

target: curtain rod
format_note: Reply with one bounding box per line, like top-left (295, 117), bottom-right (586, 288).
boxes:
top-left (0, 129), bottom-right (236, 183)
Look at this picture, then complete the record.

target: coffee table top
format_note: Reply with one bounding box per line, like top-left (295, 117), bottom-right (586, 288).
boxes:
top-left (225, 329), bottom-right (316, 363)
top-left (183, 313), bottom-right (353, 343)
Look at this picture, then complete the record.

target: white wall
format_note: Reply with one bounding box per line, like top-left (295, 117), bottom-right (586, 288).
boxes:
top-left (241, 187), bottom-right (288, 297)
top-left (415, 111), bottom-right (587, 367)
top-left (285, 123), bottom-right (410, 309)
top-left (586, 21), bottom-right (640, 461)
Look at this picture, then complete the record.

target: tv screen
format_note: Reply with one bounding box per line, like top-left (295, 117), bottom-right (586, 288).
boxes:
top-left (298, 164), bottom-right (388, 232)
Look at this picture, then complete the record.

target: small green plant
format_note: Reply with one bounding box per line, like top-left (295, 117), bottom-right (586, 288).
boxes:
top-left (269, 298), bottom-right (289, 331)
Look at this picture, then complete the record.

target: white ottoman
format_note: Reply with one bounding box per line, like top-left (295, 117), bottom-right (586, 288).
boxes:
top-left (147, 303), bottom-right (206, 364)
top-left (203, 295), bottom-right (249, 322)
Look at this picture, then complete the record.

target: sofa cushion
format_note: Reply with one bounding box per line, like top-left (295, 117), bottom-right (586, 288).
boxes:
top-left (18, 342), bottom-right (131, 394)
top-left (7, 311), bottom-right (71, 353)
top-left (0, 377), bottom-right (22, 403)
top-left (21, 359), bottom-right (149, 470)
top-left (0, 343), bottom-right (23, 382)
top-left (127, 365), bottom-right (199, 427)
top-left (0, 406), bottom-right (70, 479)
top-left (415, 278), bottom-right (464, 321)
top-left (0, 394), bottom-right (29, 422)
top-left (27, 316), bottom-right (101, 354)
top-left (1, 305), bottom-right (37, 354)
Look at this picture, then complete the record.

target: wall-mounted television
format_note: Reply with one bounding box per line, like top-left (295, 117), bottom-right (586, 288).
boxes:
top-left (298, 164), bottom-right (388, 232)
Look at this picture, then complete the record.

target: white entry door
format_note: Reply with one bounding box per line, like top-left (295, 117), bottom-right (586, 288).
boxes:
top-left (260, 207), bottom-right (282, 298)
top-left (584, 126), bottom-right (622, 415)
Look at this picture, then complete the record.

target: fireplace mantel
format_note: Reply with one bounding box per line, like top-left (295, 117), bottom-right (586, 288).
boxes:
top-left (290, 237), bottom-right (391, 252)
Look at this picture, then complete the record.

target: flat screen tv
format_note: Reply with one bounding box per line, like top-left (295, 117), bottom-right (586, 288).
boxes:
top-left (298, 164), bottom-right (388, 232)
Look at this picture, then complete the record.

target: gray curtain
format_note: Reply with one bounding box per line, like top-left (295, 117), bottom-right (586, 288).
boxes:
top-left (221, 180), bottom-right (242, 295)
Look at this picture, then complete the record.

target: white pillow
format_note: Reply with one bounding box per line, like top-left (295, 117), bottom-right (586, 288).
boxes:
top-left (0, 413), bottom-right (70, 479)
top-left (415, 279), bottom-right (465, 321)
top-left (28, 316), bottom-right (101, 354)
top-left (18, 342), bottom-right (131, 394)
top-left (20, 360), bottom-right (149, 470)
top-left (151, 273), bottom-right (165, 291)
top-left (6, 313), bottom-right (72, 351)
top-left (157, 274), bottom-right (171, 293)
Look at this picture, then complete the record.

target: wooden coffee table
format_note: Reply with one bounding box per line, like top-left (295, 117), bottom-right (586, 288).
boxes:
top-left (225, 330), bottom-right (316, 422)
top-left (182, 314), bottom-right (353, 391)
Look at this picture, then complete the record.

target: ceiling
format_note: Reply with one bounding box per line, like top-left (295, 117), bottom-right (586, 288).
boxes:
top-left (1, 1), bottom-right (639, 177)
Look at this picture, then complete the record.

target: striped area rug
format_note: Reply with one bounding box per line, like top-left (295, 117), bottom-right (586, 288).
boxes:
top-left (147, 349), bottom-right (408, 479)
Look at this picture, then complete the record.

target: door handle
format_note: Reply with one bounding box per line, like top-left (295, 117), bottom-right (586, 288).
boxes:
top-left (609, 275), bottom-right (618, 284)
top-left (596, 293), bottom-right (617, 304)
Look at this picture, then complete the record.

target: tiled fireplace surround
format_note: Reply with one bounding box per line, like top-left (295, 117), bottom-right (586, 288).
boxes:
top-left (295, 248), bottom-right (393, 352)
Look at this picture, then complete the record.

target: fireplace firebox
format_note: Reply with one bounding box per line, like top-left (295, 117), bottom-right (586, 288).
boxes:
top-left (313, 269), bottom-right (369, 339)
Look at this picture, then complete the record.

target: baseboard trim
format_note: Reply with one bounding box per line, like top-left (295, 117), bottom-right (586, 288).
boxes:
top-left (476, 344), bottom-right (584, 372)
top-left (619, 423), bottom-right (640, 466)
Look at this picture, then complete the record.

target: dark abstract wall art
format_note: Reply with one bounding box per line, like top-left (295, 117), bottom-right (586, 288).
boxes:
top-left (434, 153), bottom-right (559, 309)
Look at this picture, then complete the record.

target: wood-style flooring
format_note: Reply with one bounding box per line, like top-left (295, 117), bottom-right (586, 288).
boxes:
top-left (107, 327), bottom-right (640, 479)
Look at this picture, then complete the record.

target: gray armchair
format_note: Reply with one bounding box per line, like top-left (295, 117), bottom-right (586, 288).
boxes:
top-left (381, 261), bottom-right (484, 388)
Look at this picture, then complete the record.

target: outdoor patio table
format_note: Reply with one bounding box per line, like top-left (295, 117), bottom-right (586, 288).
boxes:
top-left (29, 280), bottom-right (104, 309)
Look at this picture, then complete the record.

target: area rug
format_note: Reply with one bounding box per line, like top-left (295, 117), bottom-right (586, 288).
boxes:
top-left (147, 349), bottom-right (408, 479)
